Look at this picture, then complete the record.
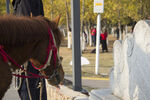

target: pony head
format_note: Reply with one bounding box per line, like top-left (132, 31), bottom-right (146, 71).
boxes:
top-left (30, 15), bottom-right (64, 87)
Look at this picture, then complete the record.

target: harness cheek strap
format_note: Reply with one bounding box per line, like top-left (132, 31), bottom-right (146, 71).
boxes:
top-left (50, 30), bottom-right (61, 67)
top-left (39, 50), bottom-right (52, 71)
top-left (36, 27), bottom-right (60, 71)
top-left (31, 27), bottom-right (56, 70)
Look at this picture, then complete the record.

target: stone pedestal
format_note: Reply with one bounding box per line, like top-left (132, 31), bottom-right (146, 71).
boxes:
top-left (46, 81), bottom-right (88, 100)
top-left (89, 89), bottom-right (121, 100)
top-left (89, 20), bottom-right (150, 100)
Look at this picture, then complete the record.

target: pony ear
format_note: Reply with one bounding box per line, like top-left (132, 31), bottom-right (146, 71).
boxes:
top-left (53, 15), bottom-right (61, 26)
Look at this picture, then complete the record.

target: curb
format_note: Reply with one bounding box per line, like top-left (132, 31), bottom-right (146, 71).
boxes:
top-left (82, 77), bottom-right (109, 80)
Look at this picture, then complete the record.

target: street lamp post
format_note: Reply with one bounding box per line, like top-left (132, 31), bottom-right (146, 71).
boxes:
top-left (71, 0), bottom-right (82, 91)
top-left (94, 0), bottom-right (104, 75)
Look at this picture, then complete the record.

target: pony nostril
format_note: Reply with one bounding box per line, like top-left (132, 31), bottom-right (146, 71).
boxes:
top-left (60, 80), bottom-right (64, 85)
top-left (56, 75), bottom-right (60, 84)
top-left (48, 78), bottom-right (59, 86)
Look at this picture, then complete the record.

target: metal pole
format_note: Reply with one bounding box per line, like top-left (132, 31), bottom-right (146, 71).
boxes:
top-left (71, 0), bottom-right (82, 91)
top-left (95, 14), bottom-right (101, 75)
top-left (6, 0), bottom-right (10, 14)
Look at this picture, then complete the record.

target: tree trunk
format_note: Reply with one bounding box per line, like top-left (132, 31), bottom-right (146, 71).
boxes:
top-left (81, 0), bottom-right (85, 51)
top-left (119, 22), bottom-right (122, 40)
top-left (65, 1), bottom-right (71, 48)
top-left (88, 22), bottom-right (92, 46)
top-left (65, 1), bottom-right (70, 31)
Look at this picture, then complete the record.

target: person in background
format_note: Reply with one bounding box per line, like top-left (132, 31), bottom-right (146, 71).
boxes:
top-left (83, 31), bottom-right (87, 43)
top-left (116, 26), bottom-right (119, 40)
top-left (68, 27), bottom-right (72, 49)
top-left (12, 0), bottom-right (47, 100)
top-left (12, 0), bottom-right (44, 16)
top-left (91, 26), bottom-right (96, 46)
top-left (100, 28), bottom-right (108, 53)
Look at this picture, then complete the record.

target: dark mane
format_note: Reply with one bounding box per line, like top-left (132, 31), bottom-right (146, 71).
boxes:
top-left (0, 15), bottom-right (62, 47)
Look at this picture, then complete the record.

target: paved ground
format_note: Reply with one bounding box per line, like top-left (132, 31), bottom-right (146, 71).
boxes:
top-left (2, 77), bottom-right (20, 100)
top-left (3, 76), bottom-right (109, 100)
top-left (82, 78), bottom-right (109, 89)
top-left (65, 76), bottom-right (110, 89)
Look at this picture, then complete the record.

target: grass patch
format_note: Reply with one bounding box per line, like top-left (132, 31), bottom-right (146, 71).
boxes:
top-left (60, 34), bottom-right (116, 78)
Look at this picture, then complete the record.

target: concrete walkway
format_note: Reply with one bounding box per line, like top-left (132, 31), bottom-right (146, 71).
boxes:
top-left (82, 78), bottom-right (109, 89)
top-left (65, 76), bottom-right (110, 89)
top-left (3, 76), bottom-right (109, 100)
top-left (2, 77), bottom-right (20, 100)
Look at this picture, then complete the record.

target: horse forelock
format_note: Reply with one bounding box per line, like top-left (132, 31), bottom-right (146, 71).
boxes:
top-left (40, 16), bottom-right (63, 48)
top-left (0, 15), bottom-right (62, 47)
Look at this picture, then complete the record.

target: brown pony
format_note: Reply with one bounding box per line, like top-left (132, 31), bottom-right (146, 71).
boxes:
top-left (0, 15), bottom-right (64, 99)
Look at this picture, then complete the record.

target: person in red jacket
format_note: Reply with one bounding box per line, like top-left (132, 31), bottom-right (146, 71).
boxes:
top-left (100, 29), bottom-right (108, 52)
top-left (91, 26), bottom-right (96, 46)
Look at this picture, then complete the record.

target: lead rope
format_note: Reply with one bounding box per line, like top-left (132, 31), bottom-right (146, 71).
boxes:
top-left (39, 79), bottom-right (43, 100)
top-left (24, 62), bottom-right (32, 100)
top-left (18, 62), bottom-right (44, 100)
top-left (15, 69), bottom-right (22, 90)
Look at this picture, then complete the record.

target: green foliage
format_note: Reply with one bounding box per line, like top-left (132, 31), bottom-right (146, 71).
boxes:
top-left (101, 0), bottom-right (141, 25)
top-left (0, 0), bottom-right (150, 27)
top-left (0, 0), bottom-right (14, 15)
top-left (83, 0), bottom-right (97, 24)
top-left (43, 0), bottom-right (71, 27)
top-left (0, 0), bottom-right (7, 15)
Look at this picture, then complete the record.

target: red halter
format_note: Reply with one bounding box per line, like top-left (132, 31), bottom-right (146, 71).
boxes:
top-left (31, 27), bottom-right (57, 70)
top-left (0, 27), bottom-right (57, 79)
top-left (0, 45), bottom-right (46, 78)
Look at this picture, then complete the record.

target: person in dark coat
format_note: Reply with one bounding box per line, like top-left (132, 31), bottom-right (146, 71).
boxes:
top-left (12, 0), bottom-right (44, 16)
top-left (116, 27), bottom-right (119, 40)
top-left (12, 0), bottom-right (47, 100)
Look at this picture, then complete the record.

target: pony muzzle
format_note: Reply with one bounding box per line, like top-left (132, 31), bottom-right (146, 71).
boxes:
top-left (47, 70), bottom-right (61, 86)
